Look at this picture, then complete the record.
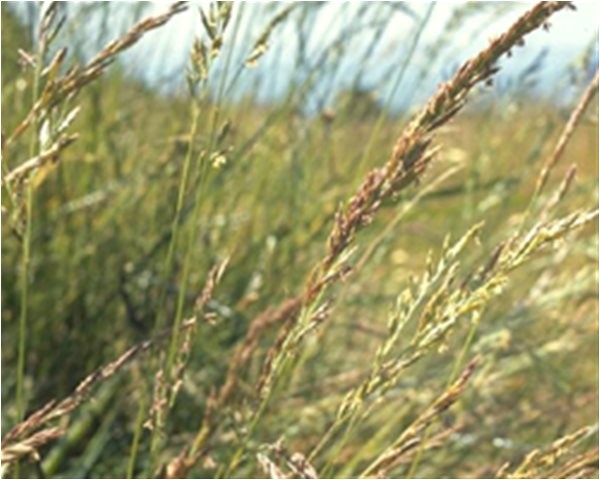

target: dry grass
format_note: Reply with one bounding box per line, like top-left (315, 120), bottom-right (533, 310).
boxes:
top-left (1, 1), bottom-right (598, 478)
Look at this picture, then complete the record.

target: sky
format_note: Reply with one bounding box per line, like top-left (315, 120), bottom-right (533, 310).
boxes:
top-left (10, 2), bottom-right (600, 111)
top-left (131, 1), bottom-right (599, 109)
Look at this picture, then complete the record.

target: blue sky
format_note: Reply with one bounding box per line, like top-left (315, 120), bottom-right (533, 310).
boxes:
top-left (11, 2), bottom-right (599, 110)
top-left (127, 1), bottom-right (598, 109)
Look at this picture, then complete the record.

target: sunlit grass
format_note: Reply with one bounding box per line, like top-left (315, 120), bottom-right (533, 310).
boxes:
top-left (1, 2), bottom-right (598, 478)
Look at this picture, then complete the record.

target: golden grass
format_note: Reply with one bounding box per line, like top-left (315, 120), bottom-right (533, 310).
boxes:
top-left (1, 2), bottom-right (597, 478)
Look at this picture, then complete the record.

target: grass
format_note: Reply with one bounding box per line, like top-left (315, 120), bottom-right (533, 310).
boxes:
top-left (1, 2), bottom-right (598, 478)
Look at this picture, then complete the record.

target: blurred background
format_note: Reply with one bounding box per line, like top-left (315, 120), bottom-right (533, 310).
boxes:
top-left (2, 2), bottom-right (598, 478)
top-left (7, 2), bottom-right (600, 108)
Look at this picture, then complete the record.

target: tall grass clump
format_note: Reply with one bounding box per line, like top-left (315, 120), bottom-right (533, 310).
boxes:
top-left (1, 1), bottom-right (598, 478)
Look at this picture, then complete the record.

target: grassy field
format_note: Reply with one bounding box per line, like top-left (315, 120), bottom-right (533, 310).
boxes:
top-left (1, 2), bottom-right (598, 478)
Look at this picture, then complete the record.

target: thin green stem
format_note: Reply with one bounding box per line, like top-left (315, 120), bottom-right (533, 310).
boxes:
top-left (17, 9), bottom-right (46, 425)
top-left (144, 102), bottom-right (200, 475)
top-left (407, 313), bottom-right (481, 478)
top-left (148, 7), bottom-right (246, 475)
top-left (17, 183), bottom-right (32, 423)
top-left (126, 372), bottom-right (149, 479)
top-left (165, 3), bottom-right (245, 381)
top-left (152, 104), bottom-right (200, 335)
top-left (320, 412), bottom-right (360, 477)
top-left (15, 15), bottom-right (46, 479)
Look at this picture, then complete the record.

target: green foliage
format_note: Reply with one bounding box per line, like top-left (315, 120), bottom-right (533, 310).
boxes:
top-left (1, 3), bottom-right (598, 478)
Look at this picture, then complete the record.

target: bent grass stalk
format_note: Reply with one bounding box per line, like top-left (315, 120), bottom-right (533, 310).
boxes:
top-left (533, 69), bottom-right (599, 202)
top-left (311, 222), bottom-right (483, 474)
top-left (223, 2), bottom-right (571, 475)
top-left (521, 68), bottom-right (599, 228)
top-left (288, 150), bottom-right (464, 411)
top-left (360, 358), bottom-right (480, 478)
top-left (3, 2), bottom-right (596, 478)
top-left (356, 3), bottom-right (436, 174)
top-left (409, 73), bottom-right (598, 473)
top-left (258, 0), bottom-right (573, 402)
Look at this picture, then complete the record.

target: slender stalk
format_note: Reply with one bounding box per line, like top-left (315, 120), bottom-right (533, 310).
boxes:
top-left (356, 3), bottom-right (435, 174)
top-left (533, 70), bottom-right (599, 202)
top-left (152, 104), bottom-right (200, 335)
top-left (406, 312), bottom-right (481, 478)
top-left (15, 14), bottom-right (46, 478)
top-left (143, 98), bottom-right (201, 478)
top-left (17, 3), bottom-right (46, 426)
top-left (17, 183), bottom-right (32, 423)
top-left (216, 4), bottom-right (575, 477)
top-left (165, 3), bottom-right (245, 380)
top-left (148, 6), bottom-right (246, 475)
top-left (126, 372), bottom-right (149, 479)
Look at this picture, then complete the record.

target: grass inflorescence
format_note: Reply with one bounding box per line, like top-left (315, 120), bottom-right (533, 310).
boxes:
top-left (1, 1), bottom-right (598, 478)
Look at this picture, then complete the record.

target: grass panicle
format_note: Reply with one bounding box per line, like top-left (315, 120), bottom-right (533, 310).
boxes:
top-left (1, 1), bottom-right (597, 478)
